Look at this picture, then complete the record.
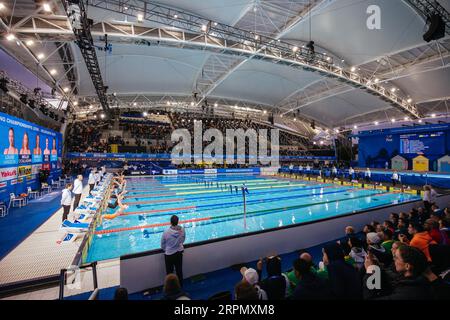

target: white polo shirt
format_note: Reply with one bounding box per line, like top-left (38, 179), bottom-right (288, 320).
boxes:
top-left (73, 179), bottom-right (83, 195)
top-left (88, 172), bottom-right (95, 184)
top-left (61, 188), bottom-right (72, 206)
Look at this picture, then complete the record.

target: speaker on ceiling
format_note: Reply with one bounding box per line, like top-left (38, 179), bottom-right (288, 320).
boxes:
top-left (423, 14), bottom-right (445, 42)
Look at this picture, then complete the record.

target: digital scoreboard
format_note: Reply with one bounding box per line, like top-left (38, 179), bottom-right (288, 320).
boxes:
top-left (400, 131), bottom-right (445, 154)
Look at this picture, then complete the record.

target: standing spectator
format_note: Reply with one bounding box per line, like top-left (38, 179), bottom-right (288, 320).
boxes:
top-left (61, 183), bottom-right (73, 222)
top-left (161, 215), bottom-right (186, 286)
top-left (72, 175), bottom-right (83, 209)
top-left (88, 169), bottom-right (96, 193)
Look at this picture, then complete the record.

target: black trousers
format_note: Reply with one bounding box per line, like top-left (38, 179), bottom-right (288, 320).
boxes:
top-left (89, 184), bottom-right (94, 193)
top-left (73, 193), bottom-right (81, 209)
top-left (62, 205), bottom-right (71, 221)
top-left (164, 251), bottom-right (183, 286)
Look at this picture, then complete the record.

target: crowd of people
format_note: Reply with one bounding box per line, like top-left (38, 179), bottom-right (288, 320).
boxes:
top-left (152, 201), bottom-right (449, 300)
top-left (65, 111), bottom-right (320, 156)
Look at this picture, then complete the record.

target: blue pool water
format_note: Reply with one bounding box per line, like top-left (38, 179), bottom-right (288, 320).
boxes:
top-left (84, 174), bottom-right (420, 262)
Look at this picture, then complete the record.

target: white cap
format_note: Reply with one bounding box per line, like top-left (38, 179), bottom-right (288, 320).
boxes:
top-left (241, 267), bottom-right (259, 285)
top-left (367, 232), bottom-right (381, 244)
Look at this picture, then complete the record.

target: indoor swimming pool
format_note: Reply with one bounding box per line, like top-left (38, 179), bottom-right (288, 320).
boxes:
top-left (83, 174), bottom-right (421, 262)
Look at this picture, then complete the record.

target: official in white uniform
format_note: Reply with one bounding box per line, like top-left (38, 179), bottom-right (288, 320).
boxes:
top-left (61, 183), bottom-right (73, 222)
top-left (72, 175), bottom-right (83, 209)
top-left (88, 169), bottom-right (96, 193)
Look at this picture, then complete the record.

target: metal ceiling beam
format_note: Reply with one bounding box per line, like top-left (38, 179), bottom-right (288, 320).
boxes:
top-left (7, 11), bottom-right (420, 119)
top-left (62, 0), bottom-right (110, 113)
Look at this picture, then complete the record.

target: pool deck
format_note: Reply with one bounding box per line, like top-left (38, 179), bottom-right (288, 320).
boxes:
top-left (0, 185), bottom-right (90, 294)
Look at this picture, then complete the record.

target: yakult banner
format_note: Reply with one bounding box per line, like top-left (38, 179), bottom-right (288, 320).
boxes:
top-left (0, 112), bottom-right (62, 199)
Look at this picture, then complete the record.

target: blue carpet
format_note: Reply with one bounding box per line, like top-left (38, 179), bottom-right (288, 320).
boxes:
top-left (65, 235), bottom-right (353, 300)
top-left (0, 190), bottom-right (63, 260)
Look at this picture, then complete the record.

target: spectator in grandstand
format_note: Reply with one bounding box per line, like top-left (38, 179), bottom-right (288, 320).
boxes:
top-left (424, 218), bottom-right (448, 245)
top-left (321, 243), bottom-right (361, 299)
top-left (366, 232), bottom-right (390, 266)
top-left (290, 258), bottom-right (331, 300)
top-left (364, 245), bottom-right (432, 300)
top-left (240, 267), bottom-right (267, 300)
top-left (19, 132), bottom-right (31, 155)
top-left (256, 255), bottom-right (289, 300)
top-left (284, 252), bottom-right (317, 296)
top-left (347, 236), bottom-right (367, 271)
top-left (161, 274), bottom-right (190, 300)
top-left (389, 213), bottom-right (399, 229)
top-left (114, 287), bottom-right (128, 300)
top-left (383, 220), bottom-right (395, 234)
top-left (4, 127), bottom-right (18, 155)
top-left (72, 175), bottom-right (83, 210)
top-left (235, 280), bottom-right (259, 300)
top-left (400, 222), bottom-right (436, 262)
top-left (61, 183), bottom-right (73, 222)
top-left (161, 215), bottom-right (186, 286)
top-left (380, 229), bottom-right (395, 254)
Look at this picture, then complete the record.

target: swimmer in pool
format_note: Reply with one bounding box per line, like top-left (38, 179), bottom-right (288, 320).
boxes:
top-left (99, 190), bottom-right (128, 224)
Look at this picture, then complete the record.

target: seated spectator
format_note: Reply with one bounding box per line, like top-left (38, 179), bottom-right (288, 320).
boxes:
top-left (291, 258), bottom-right (331, 300)
top-left (366, 232), bottom-right (390, 266)
top-left (284, 252), bottom-right (319, 296)
top-left (240, 267), bottom-right (267, 300)
top-left (401, 223), bottom-right (437, 262)
top-left (235, 280), bottom-right (259, 300)
top-left (380, 229), bottom-right (395, 255)
top-left (161, 274), bottom-right (190, 300)
top-left (321, 243), bottom-right (361, 299)
top-left (347, 236), bottom-right (367, 270)
top-left (256, 255), bottom-right (289, 300)
top-left (425, 218), bottom-right (448, 245)
top-left (422, 266), bottom-right (450, 300)
top-left (114, 287), bottom-right (128, 300)
top-left (364, 246), bottom-right (433, 300)
top-left (395, 217), bottom-right (409, 239)
top-left (339, 226), bottom-right (355, 255)
top-left (383, 220), bottom-right (395, 234)
top-left (389, 213), bottom-right (399, 229)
